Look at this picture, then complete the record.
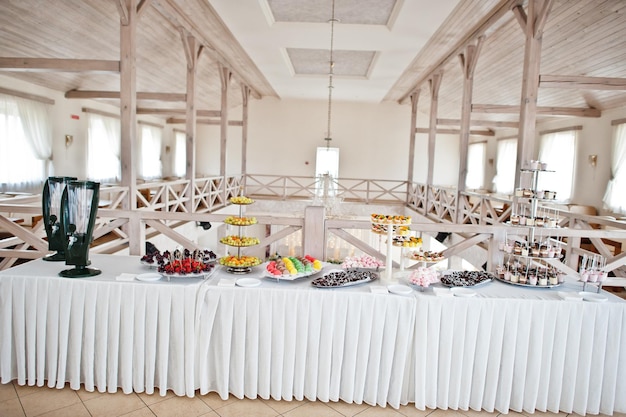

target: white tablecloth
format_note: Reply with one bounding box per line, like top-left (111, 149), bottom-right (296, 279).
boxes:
top-left (0, 255), bottom-right (201, 396)
top-left (195, 270), bottom-right (626, 415)
top-left (1, 257), bottom-right (625, 415)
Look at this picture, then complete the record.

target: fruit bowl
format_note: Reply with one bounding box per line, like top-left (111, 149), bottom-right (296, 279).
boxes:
top-left (220, 235), bottom-right (260, 247)
top-left (230, 196), bottom-right (254, 205)
top-left (220, 255), bottom-right (262, 274)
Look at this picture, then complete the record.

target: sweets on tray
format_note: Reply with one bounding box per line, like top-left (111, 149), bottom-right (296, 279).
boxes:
top-left (407, 250), bottom-right (445, 262)
top-left (266, 255), bottom-right (322, 277)
top-left (311, 269), bottom-right (378, 287)
top-left (340, 254), bottom-right (384, 269)
top-left (370, 214), bottom-right (411, 225)
top-left (439, 270), bottom-right (493, 287)
top-left (392, 236), bottom-right (422, 247)
top-left (408, 266), bottom-right (439, 288)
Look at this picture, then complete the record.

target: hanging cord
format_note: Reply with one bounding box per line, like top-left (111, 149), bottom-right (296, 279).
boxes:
top-left (325, 0), bottom-right (337, 149)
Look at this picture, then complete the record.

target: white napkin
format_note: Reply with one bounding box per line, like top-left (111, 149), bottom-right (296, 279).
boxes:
top-left (370, 285), bottom-right (388, 294)
top-left (116, 273), bottom-right (136, 281)
top-left (218, 278), bottom-right (236, 287)
top-left (558, 291), bottom-right (583, 301)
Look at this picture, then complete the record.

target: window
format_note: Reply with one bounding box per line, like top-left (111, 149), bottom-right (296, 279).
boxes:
top-left (87, 113), bottom-right (121, 183)
top-left (603, 122), bottom-right (626, 213)
top-left (174, 131), bottom-right (186, 177)
top-left (0, 94), bottom-right (50, 191)
top-left (493, 138), bottom-right (517, 194)
top-left (538, 129), bottom-right (577, 201)
top-left (315, 147), bottom-right (339, 197)
top-left (139, 124), bottom-right (162, 180)
top-left (466, 142), bottom-right (486, 190)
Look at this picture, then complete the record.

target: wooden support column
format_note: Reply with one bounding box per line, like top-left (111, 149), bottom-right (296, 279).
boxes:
top-left (118, 0), bottom-right (140, 254)
top-left (219, 65), bottom-right (232, 202)
top-left (514, 0), bottom-right (554, 188)
top-left (241, 85), bottom-right (250, 182)
top-left (425, 72), bottom-right (443, 214)
top-left (456, 36), bottom-right (484, 222)
top-left (180, 29), bottom-right (201, 212)
top-left (407, 89), bottom-right (420, 188)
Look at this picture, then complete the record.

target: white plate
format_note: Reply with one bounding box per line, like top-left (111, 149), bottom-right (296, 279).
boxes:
top-left (236, 278), bottom-right (261, 287)
top-left (450, 287), bottom-right (476, 297)
top-left (387, 284), bottom-right (413, 295)
top-left (579, 291), bottom-right (608, 302)
top-left (136, 272), bottom-right (162, 282)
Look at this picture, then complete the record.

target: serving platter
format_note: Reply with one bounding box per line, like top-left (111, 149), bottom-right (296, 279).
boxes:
top-left (494, 276), bottom-right (562, 288)
top-left (311, 269), bottom-right (378, 288)
top-left (161, 266), bottom-right (217, 280)
top-left (439, 270), bottom-right (494, 288)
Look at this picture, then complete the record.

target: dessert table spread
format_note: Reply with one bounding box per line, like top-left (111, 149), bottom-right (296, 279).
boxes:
top-left (1, 255), bottom-right (625, 415)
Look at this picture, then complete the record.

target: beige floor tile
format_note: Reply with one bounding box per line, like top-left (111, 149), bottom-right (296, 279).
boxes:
top-left (427, 409), bottom-right (473, 417)
top-left (213, 398), bottom-right (279, 417)
top-left (12, 383), bottom-right (48, 398)
top-left (198, 392), bottom-right (239, 410)
top-left (0, 381), bottom-right (18, 402)
top-left (18, 386), bottom-right (81, 417)
top-left (136, 390), bottom-right (177, 406)
top-left (396, 404), bottom-right (435, 417)
top-left (83, 392), bottom-right (145, 417)
top-left (282, 401), bottom-right (344, 417)
top-left (74, 387), bottom-right (107, 402)
top-left (325, 400), bottom-right (370, 416)
top-left (149, 395), bottom-right (212, 417)
top-left (261, 398), bottom-right (309, 414)
top-left (119, 407), bottom-right (158, 417)
top-left (352, 405), bottom-right (405, 417)
top-left (0, 397), bottom-right (26, 417)
top-left (36, 402), bottom-right (91, 417)
top-left (456, 409), bottom-right (498, 417)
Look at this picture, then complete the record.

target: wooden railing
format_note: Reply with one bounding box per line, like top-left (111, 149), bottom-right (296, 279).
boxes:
top-left (2, 176), bottom-right (626, 283)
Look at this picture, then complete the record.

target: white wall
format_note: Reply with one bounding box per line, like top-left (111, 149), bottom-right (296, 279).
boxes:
top-left (246, 98), bottom-right (412, 180)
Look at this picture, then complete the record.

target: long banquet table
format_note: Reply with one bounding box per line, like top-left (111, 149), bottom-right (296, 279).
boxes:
top-left (1, 255), bottom-right (625, 415)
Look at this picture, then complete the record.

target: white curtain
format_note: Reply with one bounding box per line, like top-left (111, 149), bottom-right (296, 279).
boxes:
top-left (538, 130), bottom-right (577, 201)
top-left (15, 96), bottom-right (53, 177)
top-left (174, 131), bottom-right (186, 178)
top-left (466, 142), bottom-right (486, 190)
top-left (603, 123), bottom-right (626, 213)
top-left (87, 113), bottom-right (121, 183)
top-left (0, 94), bottom-right (46, 191)
top-left (139, 125), bottom-right (162, 180)
top-left (493, 138), bottom-right (517, 194)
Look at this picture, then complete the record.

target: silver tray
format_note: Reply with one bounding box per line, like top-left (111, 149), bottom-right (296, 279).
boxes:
top-left (494, 276), bottom-right (562, 288)
top-left (311, 269), bottom-right (378, 288)
top-left (439, 270), bottom-right (495, 288)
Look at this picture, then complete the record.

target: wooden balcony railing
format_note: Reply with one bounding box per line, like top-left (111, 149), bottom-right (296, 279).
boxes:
top-left (2, 176), bottom-right (626, 284)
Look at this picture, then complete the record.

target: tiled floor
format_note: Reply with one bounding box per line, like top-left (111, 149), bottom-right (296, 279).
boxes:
top-left (1, 381), bottom-right (624, 417)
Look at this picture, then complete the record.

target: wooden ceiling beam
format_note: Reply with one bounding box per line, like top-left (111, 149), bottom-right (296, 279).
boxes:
top-left (472, 104), bottom-right (601, 117)
top-left (166, 117), bottom-right (243, 126)
top-left (0, 58), bottom-right (119, 73)
top-left (437, 118), bottom-right (519, 128)
top-left (416, 128), bottom-right (495, 137)
top-left (152, 0), bottom-right (262, 100)
top-left (137, 108), bottom-right (220, 117)
top-left (398, 0), bottom-right (523, 104)
top-left (539, 75), bottom-right (626, 90)
top-left (65, 90), bottom-right (186, 101)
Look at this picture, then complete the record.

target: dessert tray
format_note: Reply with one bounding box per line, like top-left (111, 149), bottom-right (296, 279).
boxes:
top-left (140, 248), bottom-right (217, 269)
top-left (494, 276), bottom-right (562, 288)
top-left (161, 266), bottom-right (217, 280)
top-left (311, 269), bottom-right (379, 288)
top-left (439, 270), bottom-right (494, 287)
top-left (263, 256), bottom-right (323, 280)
